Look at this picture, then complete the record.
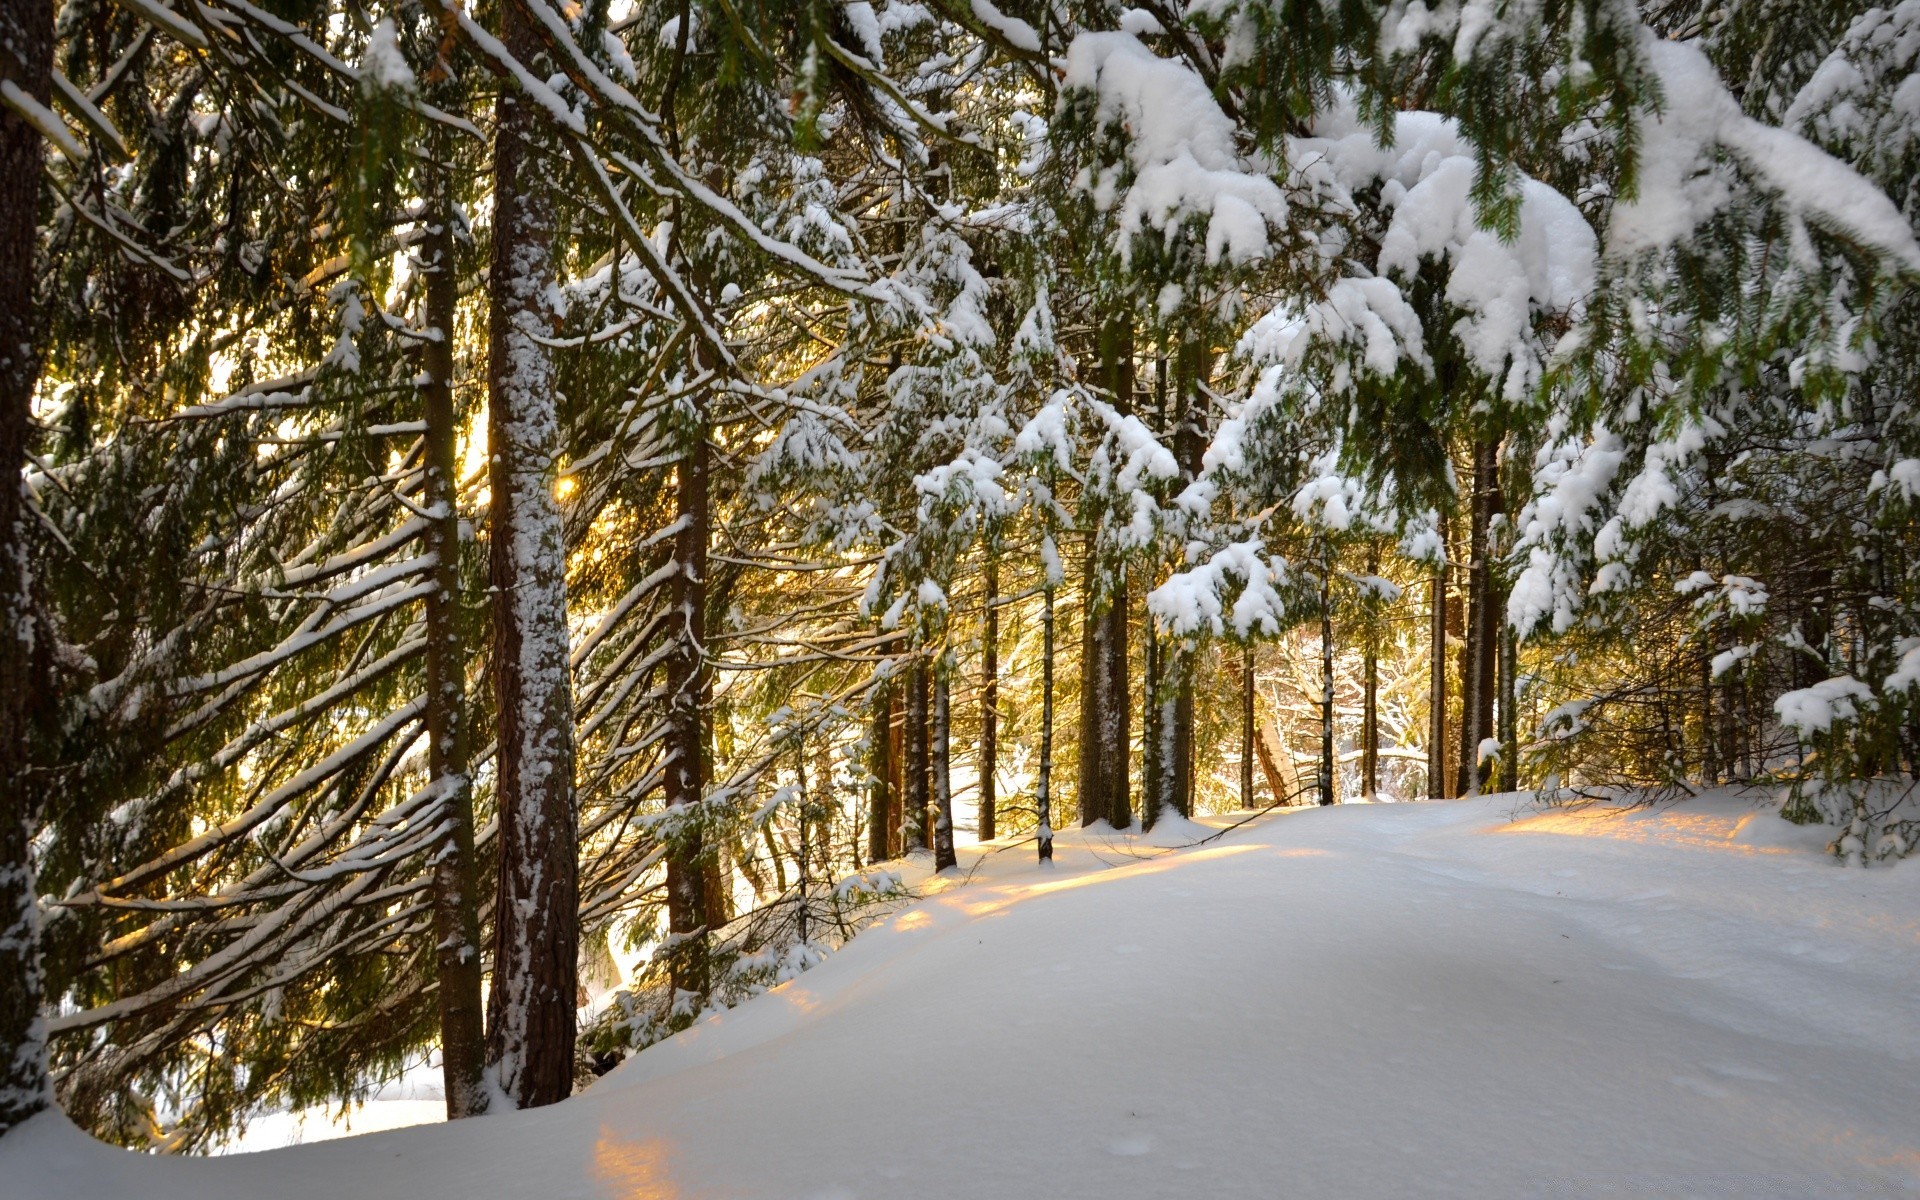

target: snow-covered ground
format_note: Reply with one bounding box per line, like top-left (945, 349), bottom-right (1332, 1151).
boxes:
top-left (8, 792), bottom-right (1920, 1198)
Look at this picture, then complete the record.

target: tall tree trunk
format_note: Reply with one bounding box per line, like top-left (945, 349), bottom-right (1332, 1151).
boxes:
top-left (795, 746), bottom-right (811, 944)
top-left (484, 2), bottom-right (579, 1107)
top-left (1363, 646), bottom-right (1379, 800)
top-left (1171, 648), bottom-right (1193, 819)
top-left (1142, 615), bottom-right (1163, 827)
top-left (867, 680), bottom-right (893, 864)
top-left (1456, 437), bottom-right (1501, 797)
top-left (481, 62), bottom-right (573, 1108)
top-left (1101, 574), bottom-right (1132, 828)
top-left (663, 395), bottom-right (711, 1000)
top-left (0, 0), bottom-right (53, 1136)
top-left (1498, 620), bottom-right (1518, 793)
top-left (979, 555), bottom-right (998, 842)
top-left (1038, 569), bottom-right (1055, 863)
top-left (1428, 518), bottom-right (1450, 799)
top-left (1077, 548), bottom-right (1104, 827)
top-left (418, 161), bottom-right (487, 1120)
top-left (904, 657), bottom-right (930, 850)
top-left (932, 654), bottom-right (956, 872)
top-left (1319, 552), bottom-right (1336, 806)
top-left (1240, 646), bottom-right (1255, 808)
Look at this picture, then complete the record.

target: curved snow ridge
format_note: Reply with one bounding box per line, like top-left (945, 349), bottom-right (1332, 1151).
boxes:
top-left (5, 794), bottom-right (1918, 1199)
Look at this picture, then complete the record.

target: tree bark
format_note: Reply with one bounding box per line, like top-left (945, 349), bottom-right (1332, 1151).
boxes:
top-left (1240, 646), bottom-right (1255, 808)
top-left (1498, 619), bottom-right (1518, 793)
top-left (1038, 572), bottom-right (1055, 863)
top-left (484, 2), bottom-right (579, 1106)
top-left (1101, 574), bottom-right (1131, 828)
top-left (0, 0), bottom-right (53, 1136)
top-left (1077, 549), bottom-right (1104, 827)
top-left (663, 391), bottom-right (710, 1001)
top-left (979, 555), bottom-right (998, 842)
top-left (1455, 437), bottom-right (1502, 797)
top-left (866, 680), bottom-right (893, 864)
top-left (932, 654), bottom-right (956, 872)
top-left (418, 159), bottom-right (488, 1120)
top-left (1319, 553), bottom-right (1336, 806)
top-left (904, 657), bottom-right (929, 850)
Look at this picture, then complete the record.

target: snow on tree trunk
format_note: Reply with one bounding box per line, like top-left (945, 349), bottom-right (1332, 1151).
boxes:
top-left (904, 658), bottom-right (930, 850)
top-left (0, 0), bottom-right (52, 1137)
top-left (932, 655), bottom-right (956, 872)
top-left (483, 4), bottom-right (578, 1107)
top-left (419, 168), bottom-right (488, 1120)
top-left (1429, 511), bottom-right (1451, 799)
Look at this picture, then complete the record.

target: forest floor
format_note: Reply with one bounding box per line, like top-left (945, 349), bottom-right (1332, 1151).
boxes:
top-left (7, 790), bottom-right (1920, 1199)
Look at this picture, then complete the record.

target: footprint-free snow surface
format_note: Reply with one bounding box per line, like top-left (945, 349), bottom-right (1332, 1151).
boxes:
top-left (8, 794), bottom-right (1920, 1198)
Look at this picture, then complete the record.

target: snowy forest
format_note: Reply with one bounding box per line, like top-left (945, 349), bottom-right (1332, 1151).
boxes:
top-left (2, 0), bottom-right (1920, 1191)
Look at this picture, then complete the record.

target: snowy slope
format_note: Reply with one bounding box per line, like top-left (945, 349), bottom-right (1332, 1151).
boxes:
top-left (7, 794), bottom-right (1920, 1199)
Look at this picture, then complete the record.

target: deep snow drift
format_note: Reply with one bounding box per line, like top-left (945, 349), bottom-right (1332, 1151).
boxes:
top-left (7, 793), bottom-right (1919, 1198)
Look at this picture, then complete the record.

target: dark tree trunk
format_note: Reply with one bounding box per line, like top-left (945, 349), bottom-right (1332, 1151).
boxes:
top-left (484, 0), bottom-right (579, 1108)
top-left (979, 555), bottom-right (998, 842)
top-left (1077, 549), bottom-right (1104, 827)
top-left (932, 656), bottom-right (956, 872)
top-left (867, 680), bottom-right (893, 864)
top-left (418, 166), bottom-right (487, 1119)
top-left (1143, 617), bottom-right (1163, 827)
top-left (663, 397), bottom-right (711, 1000)
top-left (888, 679), bottom-right (905, 855)
top-left (904, 657), bottom-right (930, 850)
top-left (1241, 646), bottom-right (1256, 808)
top-left (1499, 620), bottom-right (1518, 793)
top-left (1319, 554), bottom-right (1336, 806)
top-left (0, 0), bottom-right (53, 1136)
top-left (1456, 438), bottom-right (1502, 797)
top-left (1038, 573), bottom-right (1055, 863)
top-left (1101, 575), bottom-right (1132, 828)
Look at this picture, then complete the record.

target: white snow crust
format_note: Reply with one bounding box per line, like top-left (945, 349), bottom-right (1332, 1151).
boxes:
top-left (6, 795), bottom-right (1917, 1198)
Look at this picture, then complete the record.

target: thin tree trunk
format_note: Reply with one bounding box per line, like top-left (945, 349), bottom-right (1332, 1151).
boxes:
top-left (418, 162), bottom-right (487, 1120)
top-left (1143, 615), bottom-right (1163, 828)
top-left (867, 680), bottom-right (892, 864)
top-left (1319, 552), bottom-right (1336, 806)
top-left (795, 746), bottom-right (811, 944)
top-left (979, 555), bottom-right (998, 842)
top-left (1241, 645), bottom-right (1255, 807)
top-left (1498, 621), bottom-right (1518, 793)
top-left (1363, 646), bottom-right (1379, 799)
top-left (484, 0), bottom-right (578, 1108)
top-left (1038, 572), bottom-right (1055, 863)
top-left (1102, 573), bottom-right (1132, 828)
top-left (0, 0), bottom-right (53, 1135)
top-left (932, 654), bottom-right (956, 872)
top-left (1172, 647), bottom-right (1193, 819)
top-left (1078, 548), bottom-right (1104, 827)
top-left (904, 657), bottom-right (930, 850)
